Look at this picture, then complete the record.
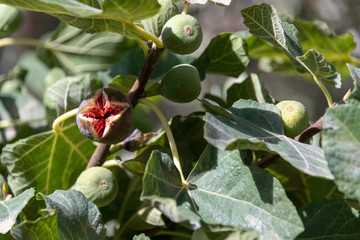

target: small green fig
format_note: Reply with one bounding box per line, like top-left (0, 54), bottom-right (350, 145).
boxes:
top-left (161, 14), bottom-right (203, 55)
top-left (141, 0), bottom-right (179, 37)
top-left (0, 4), bottom-right (23, 37)
top-left (75, 167), bottom-right (118, 207)
top-left (76, 88), bottom-right (133, 145)
top-left (276, 100), bottom-right (310, 138)
top-left (159, 64), bottom-right (201, 103)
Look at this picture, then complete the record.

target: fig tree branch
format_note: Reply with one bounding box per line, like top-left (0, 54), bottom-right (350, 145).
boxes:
top-left (86, 44), bottom-right (165, 169)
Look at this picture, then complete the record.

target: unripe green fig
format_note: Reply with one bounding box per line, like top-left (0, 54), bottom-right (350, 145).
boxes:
top-left (276, 100), bottom-right (310, 138)
top-left (75, 167), bottom-right (118, 207)
top-left (0, 4), bottom-right (23, 37)
top-left (161, 14), bottom-right (203, 55)
top-left (159, 64), bottom-right (201, 103)
top-left (141, 0), bottom-right (179, 37)
top-left (76, 88), bottom-right (133, 145)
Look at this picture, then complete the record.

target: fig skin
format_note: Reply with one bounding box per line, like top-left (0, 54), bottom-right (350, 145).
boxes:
top-left (161, 14), bottom-right (203, 55)
top-left (76, 88), bottom-right (133, 145)
top-left (141, 0), bottom-right (179, 37)
top-left (75, 167), bottom-right (118, 207)
top-left (0, 4), bottom-right (23, 37)
top-left (159, 64), bottom-right (201, 103)
top-left (276, 100), bottom-right (310, 138)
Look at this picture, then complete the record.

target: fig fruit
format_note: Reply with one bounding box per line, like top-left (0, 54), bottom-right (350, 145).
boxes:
top-left (276, 100), bottom-right (310, 138)
top-left (141, 0), bottom-right (179, 37)
top-left (76, 88), bottom-right (133, 145)
top-left (159, 64), bottom-right (201, 103)
top-left (75, 167), bottom-right (118, 207)
top-left (161, 14), bottom-right (203, 55)
top-left (0, 4), bottom-right (23, 37)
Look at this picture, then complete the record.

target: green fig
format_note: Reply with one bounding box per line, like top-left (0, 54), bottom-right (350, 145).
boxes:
top-left (75, 167), bottom-right (118, 207)
top-left (159, 64), bottom-right (201, 103)
top-left (276, 100), bottom-right (310, 138)
top-left (141, 0), bottom-right (179, 37)
top-left (76, 88), bottom-right (133, 145)
top-left (161, 14), bottom-right (203, 55)
top-left (0, 4), bottom-right (23, 37)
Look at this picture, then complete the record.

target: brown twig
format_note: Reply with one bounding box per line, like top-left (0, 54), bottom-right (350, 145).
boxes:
top-left (128, 45), bottom-right (165, 107)
top-left (86, 44), bottom-right (165, 169)
top-left (255, 100), bottom-right (346, 168)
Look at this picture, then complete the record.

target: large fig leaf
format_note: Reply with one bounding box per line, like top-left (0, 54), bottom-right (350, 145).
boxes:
top-left (242, 4), bottom-right (341, 88)
top-left (0, 188), bottom-right (35, 234)
top-left (246, 18), bottom-right (356, 80)
top-left (141, 146), bottom-right (304, 240)
top-left (296, 199), bottom-right (360, 239)
top-left (11, 210), bottom-right (59, 239)
top-left (322, 104), bottom-right (360, 202)
top-left (0, 0), bottom-right (160, 38)
top-left (38, 190), bottom-right (106, 240)
top-left (192, 32), bottom-right (249, 80)
top-left (41, 23), bottom-right (138, 74)
top-left (347, 64), bottom-right (360, 104)
top-left (203, 99), bottom-right (334, 179)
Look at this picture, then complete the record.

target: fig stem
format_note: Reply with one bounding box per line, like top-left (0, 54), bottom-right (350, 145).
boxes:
top-left (139, 98), bottom-right (187, 185)
top-left (182, 0), bottom-right (190, 14)
top-left (136, 38), bottom-right (149, 55)
top-left (52, 108), bottom-right (78, 133)
top-left (292, 54), bottom-right (333, 107)
top-left (124, 21), bottom-right (164, 48)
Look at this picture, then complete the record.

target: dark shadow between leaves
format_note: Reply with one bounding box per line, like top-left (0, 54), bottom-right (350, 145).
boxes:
top-left (249, 165), bottom-right (274, 204)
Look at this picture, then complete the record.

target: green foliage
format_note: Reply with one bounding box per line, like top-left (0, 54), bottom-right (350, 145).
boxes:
top-left (0, 4), bottom-right (23, 37)
top-left (0, 1), bottom-right (359, 240)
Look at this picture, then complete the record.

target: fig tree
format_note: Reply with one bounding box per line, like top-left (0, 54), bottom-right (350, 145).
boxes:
top-left (161, 14), bottom-right (203, 55)
top-left (276, 100), bottom-right (310, 138)
top-left (75, 167), bottom-right (118, 207)
top-left (141, 0), bottom-right (179, 37)
top-left (76, 88), bottom-right (133, 145)
top-left (159, 64), bottom-right (201, 103)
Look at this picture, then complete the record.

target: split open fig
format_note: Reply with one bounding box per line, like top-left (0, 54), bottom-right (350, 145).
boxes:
top-left (76, 88), bottom-right (133, 145)
top-left (75, 167), bottom-right (118, 207)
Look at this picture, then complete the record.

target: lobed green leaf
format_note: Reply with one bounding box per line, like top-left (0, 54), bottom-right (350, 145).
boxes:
top-left (296, 199), bottom-right (360, 239)
top-left (0, 188), bottom-right (35, 234)
top-left (203, 99), bottom-right (334, 179)
top-left (242, 3), bottom-right (341, 88)
top-left (347, 64), bottom-right (360, 104)
top-left (11, 210), bottom-right (59, 240)
top-left (322, 104), bottom-right (360, 202)
top-left (38, 189), bottom-right (106, 239)
top-left (193, 32), bottom-right (249, 80)
top-left (142, 146), bottom-right (304, 239)
top-left (41, 23), bottom-right (138, 74)
top-left (0, 0), bottom-right (160, 37)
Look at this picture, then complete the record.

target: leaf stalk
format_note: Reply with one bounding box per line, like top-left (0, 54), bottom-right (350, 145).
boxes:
top-left (139, 98), bottom-right (187, 185)
top-left (52, 108), bottom-right (78, 134)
